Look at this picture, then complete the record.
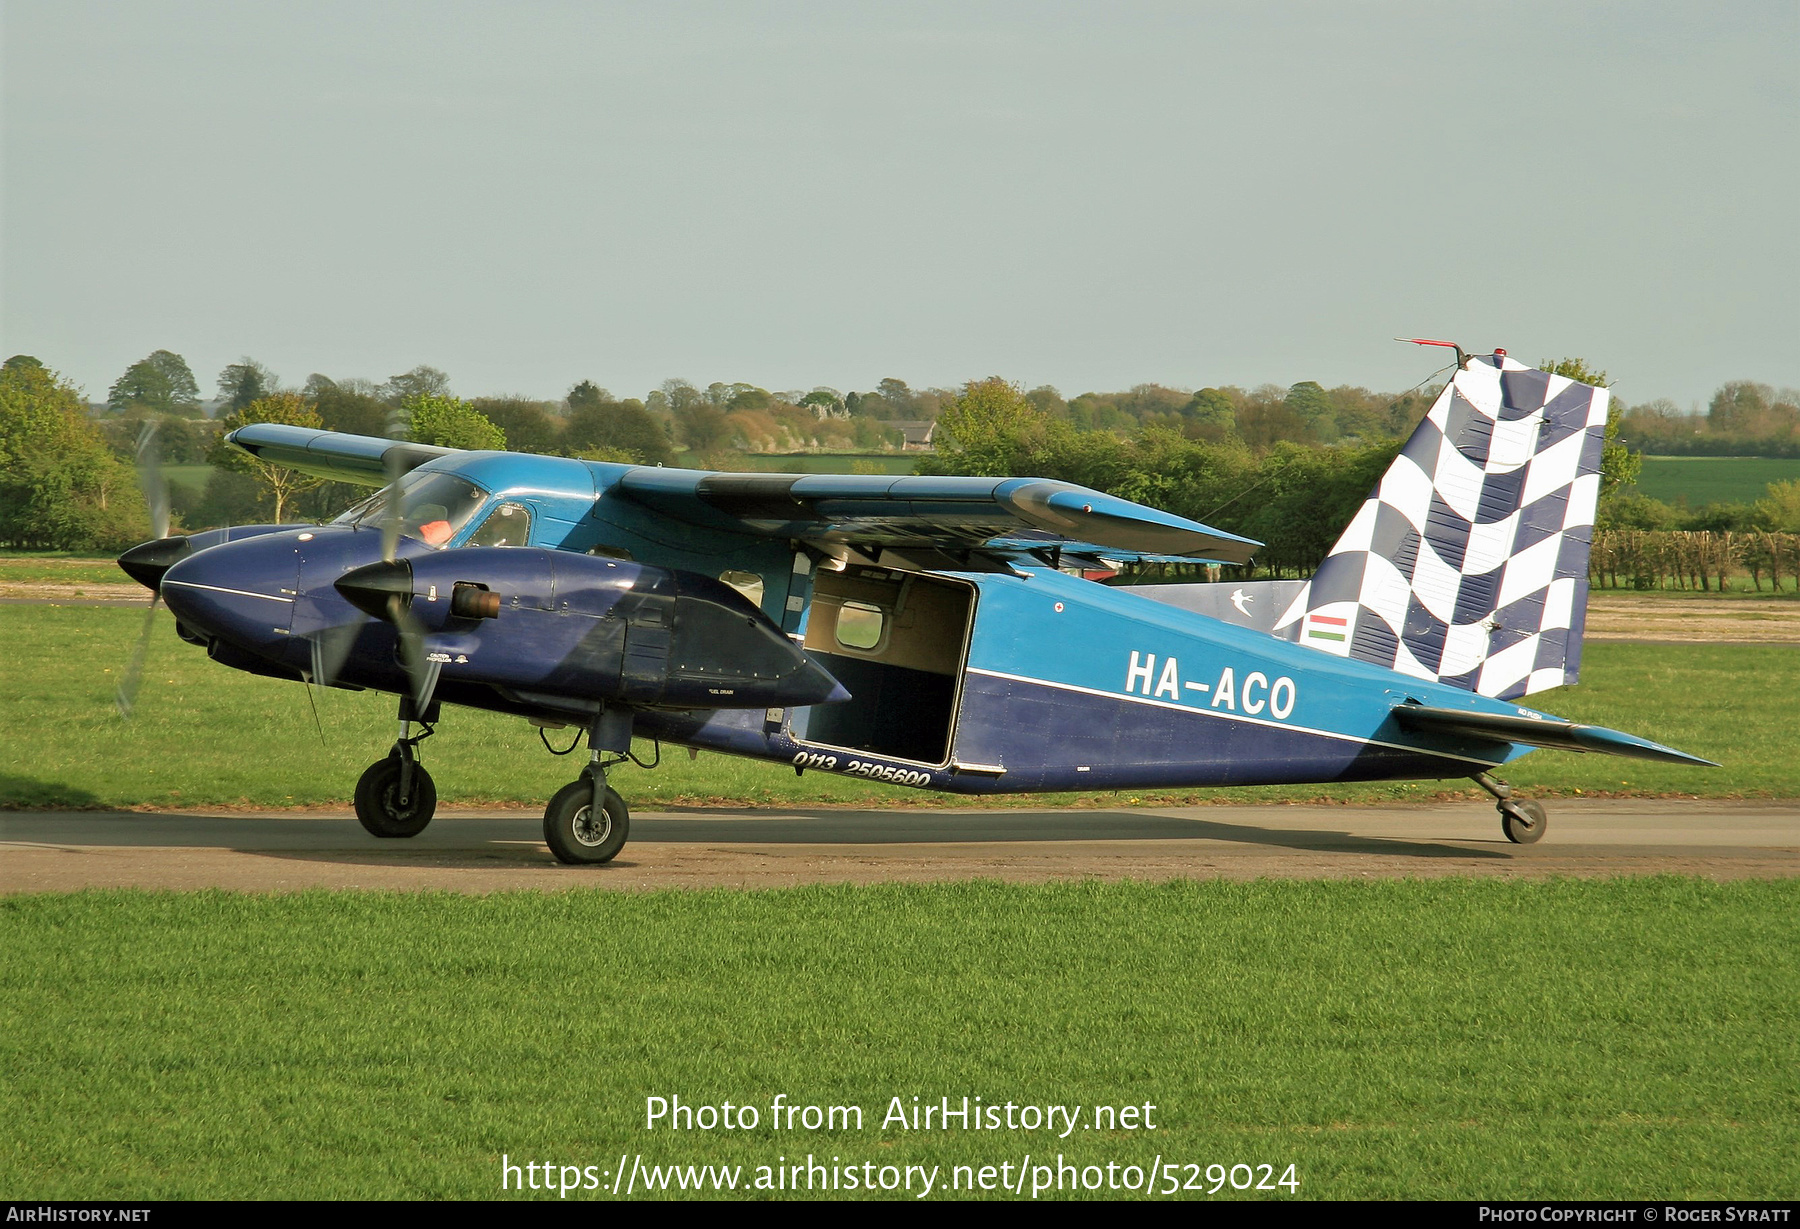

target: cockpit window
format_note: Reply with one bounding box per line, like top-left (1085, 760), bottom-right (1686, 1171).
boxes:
top-left (332, 471), bottom-right (488, 549)
top-left (466, 502), bottom-right (532, 547)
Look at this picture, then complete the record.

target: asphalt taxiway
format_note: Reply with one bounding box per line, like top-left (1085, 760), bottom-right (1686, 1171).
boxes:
top-left (2, 798), bottom-right (1794, 892)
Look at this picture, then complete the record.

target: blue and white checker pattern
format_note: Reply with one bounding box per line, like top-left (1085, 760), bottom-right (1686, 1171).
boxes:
top-left (1274, 355), bottom-right (1609, 700)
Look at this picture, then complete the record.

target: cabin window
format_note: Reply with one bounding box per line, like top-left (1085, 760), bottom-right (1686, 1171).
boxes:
top-left (465, 502), bottom-right (532, 547)
top-left (719, 570), bottom-right (765, 608)
top-left (835, 601), bottom-right (885, 651)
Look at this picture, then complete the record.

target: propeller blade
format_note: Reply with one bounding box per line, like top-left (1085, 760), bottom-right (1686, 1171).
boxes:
top-left (380, 454), bottom-right (405, 564)
top-left (307, 620), bottom-right (366, 689)
top-left (134, 419), bottom-right (170, 541)
top-left (116, 595), bottom-right (160, 720)
top-left (388, 593), bottom-right (441, 711)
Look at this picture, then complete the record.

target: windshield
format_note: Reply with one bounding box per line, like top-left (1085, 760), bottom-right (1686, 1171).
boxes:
top-left (332, 470), bottom-right (488, 548)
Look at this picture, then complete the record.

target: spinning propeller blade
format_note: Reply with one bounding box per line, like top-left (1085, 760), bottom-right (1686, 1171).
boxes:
top-left (388, 591), bottom-right (442, 712)
top-left (118, 419), bottom-right (172, 720)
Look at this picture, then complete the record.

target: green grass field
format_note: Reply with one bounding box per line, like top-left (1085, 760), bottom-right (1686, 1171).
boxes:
top-left (0, 603), bottom-right (1791, 810)
top-left (1631, 456), bottom-right (1800, 507)
top-left (0, 879), bottom-right (1793, 1199)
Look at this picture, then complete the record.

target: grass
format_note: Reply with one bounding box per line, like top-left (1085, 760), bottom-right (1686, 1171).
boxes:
top-left (1631, 456), bottom-right (1800, 507)
top-left (0, 879), bottom-right (1793, 1199)
top-left (0, 604), bottom-right (1791, 810)
top-left (0, 554), bottom-right (132, 585)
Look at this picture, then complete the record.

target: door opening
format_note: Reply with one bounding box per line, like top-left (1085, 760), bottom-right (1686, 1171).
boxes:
top-left (794, 567), bottom-right (974, 765)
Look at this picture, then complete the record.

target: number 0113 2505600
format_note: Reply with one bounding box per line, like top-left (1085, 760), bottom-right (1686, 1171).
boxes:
top-left (792, 751), bottom-right (932, 787)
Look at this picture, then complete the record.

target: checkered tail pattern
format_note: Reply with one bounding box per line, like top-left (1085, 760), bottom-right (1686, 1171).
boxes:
top-left (1273, 354), bottom-right (1609, 700)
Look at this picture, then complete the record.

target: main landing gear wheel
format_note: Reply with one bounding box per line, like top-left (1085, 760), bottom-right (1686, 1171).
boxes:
top-left (354, 756), bottom-right (438, 838)
top-left (1500, 798), bottom-right (1548, 845)
top-left (544, 778), bottom-right (630, 865)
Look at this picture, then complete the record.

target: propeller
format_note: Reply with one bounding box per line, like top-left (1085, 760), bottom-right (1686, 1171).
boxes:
top-left (117, 419), bottom-right (171, 719)
top-left (309, 454), bottom-right (441, 712)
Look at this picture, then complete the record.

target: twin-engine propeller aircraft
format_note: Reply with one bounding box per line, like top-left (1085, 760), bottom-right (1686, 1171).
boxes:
top-left (117, 349), bottom-right (1712, 863)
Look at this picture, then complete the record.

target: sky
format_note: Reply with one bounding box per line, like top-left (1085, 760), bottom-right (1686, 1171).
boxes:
top-left (4, 0), bottom-right (1795, 410)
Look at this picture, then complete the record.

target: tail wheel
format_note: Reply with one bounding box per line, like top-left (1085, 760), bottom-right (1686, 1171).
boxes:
top-left (544, 779), bottom-right (630, 865)
top-left (354, 756), bottom-right (437, 838)
top-left (1500, 799), bottom-right (1547, 845)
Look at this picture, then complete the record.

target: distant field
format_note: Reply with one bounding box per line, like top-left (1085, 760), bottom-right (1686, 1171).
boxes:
top-left (1631, 456), bottom-right (1800, 507)
top-left (0, 604), bottom-right (1787, 810)
top-left (163, 463), bottom-right (213, 496)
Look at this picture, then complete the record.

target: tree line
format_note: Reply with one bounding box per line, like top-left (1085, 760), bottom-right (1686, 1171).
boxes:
top-left (1617, 382), bottom-right (1800, 458)
top-left (11, 345), bottom-right (1798, 564)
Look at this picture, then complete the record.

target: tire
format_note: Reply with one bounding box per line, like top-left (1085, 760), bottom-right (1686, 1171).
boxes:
top-left (1500, 798), bottom-right (1547, 845)
top-left (354, 756), bottom-right (437, 838)
top-left (543, 779), bottom-right (629, 865)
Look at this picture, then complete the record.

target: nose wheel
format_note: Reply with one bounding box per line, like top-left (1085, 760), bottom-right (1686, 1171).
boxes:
top-left (354, 711), bottom-right (438, 838)
top-left (354, 754), bottom-right (437, 837)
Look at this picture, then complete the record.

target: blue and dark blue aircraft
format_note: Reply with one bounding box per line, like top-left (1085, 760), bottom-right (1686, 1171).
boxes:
top-left (116, 350), bottom-right (1712, 864)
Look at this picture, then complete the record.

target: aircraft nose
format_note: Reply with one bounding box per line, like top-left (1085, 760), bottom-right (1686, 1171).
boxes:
top-left (334, 558), bottom-right (413, 622)
top-left (160, 537), bottom-right (298, 650)
top-left (117, 535), bottom-right (192, 592)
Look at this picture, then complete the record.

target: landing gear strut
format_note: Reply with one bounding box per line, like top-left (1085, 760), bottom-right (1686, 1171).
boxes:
top-left (544, 707), bottom-right (633, 865)
top-left (354, 698), bottom-right (439, 838)
top-left (1474, 771), bottom-right (1547, 845)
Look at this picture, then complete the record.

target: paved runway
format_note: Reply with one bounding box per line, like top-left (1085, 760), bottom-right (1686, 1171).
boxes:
top-left (2, 798), bottom-right (1795, 892)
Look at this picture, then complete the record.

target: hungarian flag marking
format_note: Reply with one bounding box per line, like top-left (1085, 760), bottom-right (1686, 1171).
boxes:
top-left (1306, 613), bottom-right (1349, 643)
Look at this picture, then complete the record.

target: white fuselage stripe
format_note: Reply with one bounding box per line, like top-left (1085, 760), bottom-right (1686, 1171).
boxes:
top-left (963, 666), bottom-right (1502, 768)
top-left (163, 580), bottom-right (295, 605)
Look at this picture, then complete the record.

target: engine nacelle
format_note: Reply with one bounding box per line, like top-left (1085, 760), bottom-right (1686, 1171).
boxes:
top-left (336, 547), bottom-right (847, 710)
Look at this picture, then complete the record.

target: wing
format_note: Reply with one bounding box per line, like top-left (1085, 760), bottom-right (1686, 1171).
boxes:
top-left (224, 423), bottom-right (458, 487)
top-left (614, 471), bottom-right (1261, 564)
top-left (223, 425), bottom-right (1263, 563)
top-left (1391, 704), bottom-right (1716, 766)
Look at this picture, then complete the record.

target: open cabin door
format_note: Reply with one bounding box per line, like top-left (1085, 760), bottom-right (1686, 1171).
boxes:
top-left (791, 566), bottom-right (975, 766)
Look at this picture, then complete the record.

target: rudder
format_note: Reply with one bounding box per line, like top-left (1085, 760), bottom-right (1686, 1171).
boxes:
top-left (1275, 353), bottom-right (1610, 700)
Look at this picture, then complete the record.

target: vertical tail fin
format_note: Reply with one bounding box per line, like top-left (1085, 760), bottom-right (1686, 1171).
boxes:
top-left (1275, 353), bottom-right (1609, 700)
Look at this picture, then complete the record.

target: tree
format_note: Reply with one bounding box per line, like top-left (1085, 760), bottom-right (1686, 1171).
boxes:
top-left (380, 365), bottom-right (451, 405)
top-left (565, 397), bottom-right (671, 466)
top-left (1185, 387), bottom-right (1238, 438)
top-left (800, 388), bottom-right (844, 416)
top-left (1284, 381), bottom-right (1335, 439)
top-left (876, 378), bottom-right (916, 414)
top-left (108, 349), bottom-right (202, 417)
top-left (1540, 358), bottom-right (1641, 496)
top-left (926, 377), bottom-right (1044, 477)
top-left (1, 360), bottom-right (149, 548)
top-left (672, 401), bottom-right (732, 455)
top-left (475, 397), bottom-right (561, 454)
top-left (568, 380), bottom-right (610, 412)
top-left (208, 392), bottom-right (327, 523)
top-left (405, 394), bottom-right (505, 451)
top-left (660, 379), bottom-right (704, 412)
top-left (1755, 480), bottom-right (1800, 532)
top-left (311, 381), bottom-right (393, 437)
top-left (216, 358), bottom-right (278, 413)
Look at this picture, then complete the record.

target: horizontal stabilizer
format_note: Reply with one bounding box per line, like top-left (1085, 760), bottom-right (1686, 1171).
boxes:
top-left (1391, 704), bottom-right (1717, 766)
top-left (615, 471), bottom-right (1262, 564)
top-left (225, 424), bottom-right (459, 487)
